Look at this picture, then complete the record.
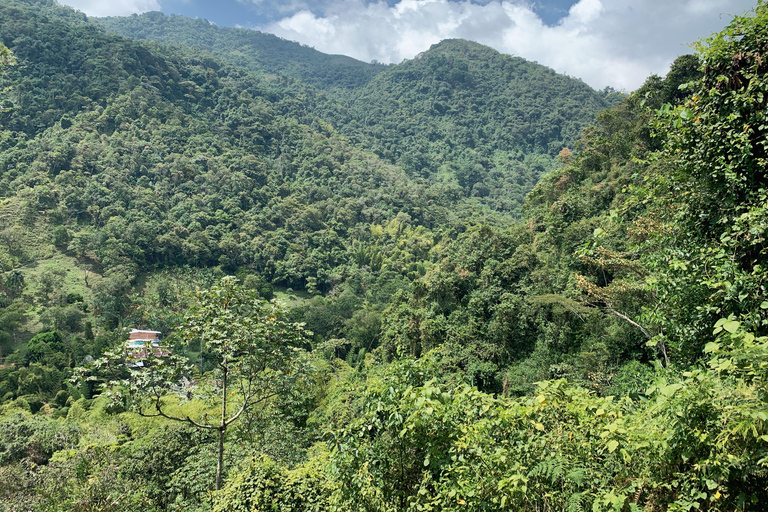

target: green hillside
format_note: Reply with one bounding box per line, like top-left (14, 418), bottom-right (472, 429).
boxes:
top-left (1, 0), bottom-right (767, 510)
top-left (95, 11), bottom-right (387, 92)
top-left (0, 0), bottom-right (514, 344)
top-left (97, 13), bottom-right (618, 213)
top-left (334, 39), bottom-right (617, 210)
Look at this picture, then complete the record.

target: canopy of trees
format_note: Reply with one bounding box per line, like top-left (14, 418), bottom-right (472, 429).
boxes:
top-left (0, 0), bottom-right (766, 510)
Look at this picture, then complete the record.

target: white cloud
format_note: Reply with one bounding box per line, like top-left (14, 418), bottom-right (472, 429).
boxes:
top-left (568, 0), bottom-right (603, 24)
top-left (59, 0), bottom-right (161, 17)
top-left (263, 0), bottom-right (757, 90)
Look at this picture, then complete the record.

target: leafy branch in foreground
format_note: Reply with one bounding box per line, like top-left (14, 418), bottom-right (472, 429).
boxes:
top-left (79, 276), bottom-right (313, 490)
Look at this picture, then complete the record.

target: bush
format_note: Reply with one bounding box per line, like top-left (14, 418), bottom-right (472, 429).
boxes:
top-left (0, 413), bottom-right (81, 465)
top-left (213, 453), bottom-right (337, 512)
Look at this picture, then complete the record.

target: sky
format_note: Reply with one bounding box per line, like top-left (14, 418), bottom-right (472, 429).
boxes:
top-left (58, 0), bottom-right (758, 91)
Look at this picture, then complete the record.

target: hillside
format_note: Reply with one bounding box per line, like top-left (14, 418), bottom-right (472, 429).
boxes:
top-left (0, 0), bottom-right (519, 343)
top-left (333, 39), bottom-right (617, 211)
top-left (97, 13), bottom-right (618, 213)
top-left (95, 11), bottom-right (387, 92)
top-left (0, 0), bottom-right (621, 347)
top-left (2, 0), bottom-right (766, 511)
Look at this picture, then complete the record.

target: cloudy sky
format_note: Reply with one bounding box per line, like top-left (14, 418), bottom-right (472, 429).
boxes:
top-left (59, 0), bottom-right (757, 91)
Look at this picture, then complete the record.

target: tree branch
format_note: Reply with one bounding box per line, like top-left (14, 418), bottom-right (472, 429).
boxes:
top-left (605, 307), bottom-right (652, 340)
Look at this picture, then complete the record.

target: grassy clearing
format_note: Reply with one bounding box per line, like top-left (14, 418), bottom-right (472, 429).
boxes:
top-left (273, 286), bottom-right (310, 308)
top-left (4, 253), bottom-right (101, 348)
top-left (21, 254), bottom-right (101, 303)
top-left (0, 198), bottom-right (58, 270)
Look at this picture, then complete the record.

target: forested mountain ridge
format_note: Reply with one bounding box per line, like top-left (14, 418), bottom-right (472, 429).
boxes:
top-left (0, 0), bottom-right (514, 351)
top-left (0, 0), bottom-right (621, 345)
top-left (2, 0), bottom-right (767, 510)
top-left (95, 10), bottom-right (387, 92)
top-left (344, 38), bottom-right (614, 160)
top-left (332, 38), bottom-right (617, 210)
top-left (0, 0), bottom-right (478, 277)
top-left (97, 10), bottom-right (618, 212)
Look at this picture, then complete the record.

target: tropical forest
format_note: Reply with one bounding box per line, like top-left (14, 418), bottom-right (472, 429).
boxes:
top-left (0, 0), bottom-right (766, 510)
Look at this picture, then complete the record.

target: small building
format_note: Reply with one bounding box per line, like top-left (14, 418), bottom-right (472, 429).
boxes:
top-left (125, 329), bottom-right (168, 361)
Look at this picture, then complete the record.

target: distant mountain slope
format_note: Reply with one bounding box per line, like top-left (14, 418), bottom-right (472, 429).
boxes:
top-left (345, 39), bottom-right (613, 158)
top-left (330, 39), bottom-right (619, 211)
top-left (0, 0), bottom-right (619, 311)
top-left (0, 0), bottom-right (512, 300)
top-left (95, 11), bottom-right (387, 92)
top-left (0, 1), bottom-right (192, 137)
top-left (94, 10), bottom-right (618, 214)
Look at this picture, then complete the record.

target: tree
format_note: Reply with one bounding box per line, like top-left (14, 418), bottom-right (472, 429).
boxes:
top-left (640, 1), bottom-right (768, 363)
top-left (0, 301), bottom-right (25, 354)
top-left (87, 277), bottom-right (312, 490)
top-left (0, 43), bottom-right (14, 70)
top-left (0, 43), bottom-right (14, 117)
top-left (26, 330), bottom-right (64, 364)
top-left (91, 267), bottom-right (133, 329)
top-left (3, 269), bottom-right (25, 300)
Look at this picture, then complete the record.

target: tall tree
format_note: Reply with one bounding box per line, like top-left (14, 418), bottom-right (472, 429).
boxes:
top-left (87, 277), bottom-right (312, 490)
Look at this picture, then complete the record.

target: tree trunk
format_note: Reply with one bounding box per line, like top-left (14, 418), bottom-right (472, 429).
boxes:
top-left (216, 365), bottom-right (228, 490)
top-left (216, 426), bottom-right (225, 490)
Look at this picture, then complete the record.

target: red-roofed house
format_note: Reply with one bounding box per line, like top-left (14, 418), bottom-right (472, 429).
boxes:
top-left (125, 329), bottom-right (168, 362)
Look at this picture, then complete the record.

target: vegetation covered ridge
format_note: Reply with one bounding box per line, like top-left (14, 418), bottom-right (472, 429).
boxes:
top-left (0, 0), bottom-right (766, 511)
top-left (95, 9), bottom-right (387, 92)
top-left (98, 7), bottom-right (618, 213)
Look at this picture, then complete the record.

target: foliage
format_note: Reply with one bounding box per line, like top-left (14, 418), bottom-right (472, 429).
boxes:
top-left (95, 11), bottom-right (386, 92)
top-left (301, 348), bottom-right (767, 512)
top-left (339, 40), bottom-right (616, 184)
top-left (212, 451), bottom-right (338, 512)
top-left (638, 1), bottom-right (768, 363)
top-left (0, 412), bottom-right (80, 465)
top-left (374, 48), bottom-right (706, 391)
top-left (0, 43), bottom-right (14, 70)
top-left (25, 330), bottom-right (63, 363)
top-left (0, 0), bottom-right (483, 293)
top-left (82, 276), bottom-right (312, 489)
top-left (98, 18), bottom-right (616, 214)
top-left (121, 423), bottom-right (218, 510)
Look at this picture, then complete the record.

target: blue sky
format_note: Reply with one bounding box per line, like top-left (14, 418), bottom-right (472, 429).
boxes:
top-left (59, 0), bottom-right (758, 91)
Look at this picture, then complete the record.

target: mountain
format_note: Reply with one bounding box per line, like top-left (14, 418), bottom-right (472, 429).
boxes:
top-left (95, 11), bottom-right (387, 92)
top-left (97, 13), bottom-right (619, 213)
top-left (329, 39), bottom-right (618, 211)
top-left (0, 0), bottom-right (498, 315)
top-left (0, 0), bottom-right (620, 349)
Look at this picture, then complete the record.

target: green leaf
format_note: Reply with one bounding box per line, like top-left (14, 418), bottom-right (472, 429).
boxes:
top-left (659, 383), bottom-right (682, 397)
top-left (606, 440), bottom-right (619, 453)
top-left (722, 320), bottom-right (740, 334)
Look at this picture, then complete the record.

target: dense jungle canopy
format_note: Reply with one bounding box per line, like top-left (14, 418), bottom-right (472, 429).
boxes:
top-left (0, 0), bottom-right (767, 510)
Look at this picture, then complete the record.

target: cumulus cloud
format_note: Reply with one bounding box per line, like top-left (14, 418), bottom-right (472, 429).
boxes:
top-left (60, 0), bottom-right (161, 17)
top-left (263, 0), bottom-right (756, 90)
